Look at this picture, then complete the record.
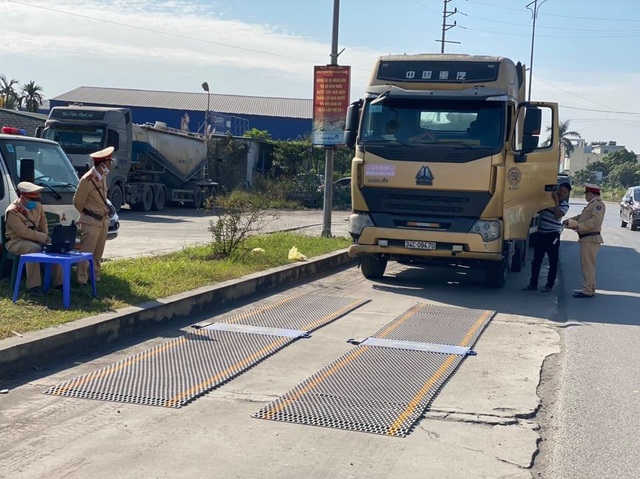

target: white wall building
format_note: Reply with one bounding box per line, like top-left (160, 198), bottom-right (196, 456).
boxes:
top-left (563, 140), bottom-right (629, 174)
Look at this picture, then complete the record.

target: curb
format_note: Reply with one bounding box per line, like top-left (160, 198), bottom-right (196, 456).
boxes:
top-left (0, 250), bottom-right (355, 379)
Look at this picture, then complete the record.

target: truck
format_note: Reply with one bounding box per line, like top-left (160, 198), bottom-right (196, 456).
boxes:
top-left (1, 127), bottom-right (119, 277)
top-left (344, 54), bottom-right (560, 288)
top-left (39, 106), bottom-right (218, 212)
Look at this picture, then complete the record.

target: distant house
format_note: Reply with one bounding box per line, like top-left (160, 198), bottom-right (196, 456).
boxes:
top-left (49, 87), bottom-right (313, 141)
top-left (564, 139), bottom-right (638, 174)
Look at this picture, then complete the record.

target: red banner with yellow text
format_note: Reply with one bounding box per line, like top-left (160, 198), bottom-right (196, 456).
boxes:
top-left (312, 65), bottom-right (350, 146)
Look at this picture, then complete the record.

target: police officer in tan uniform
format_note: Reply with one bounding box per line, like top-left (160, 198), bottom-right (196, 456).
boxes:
top-left (4, 182), bottom-right (63, 296)
top-left (563, 184), bottom-right (605, 298)
top-left (73, 146), bottom-right (113, 285)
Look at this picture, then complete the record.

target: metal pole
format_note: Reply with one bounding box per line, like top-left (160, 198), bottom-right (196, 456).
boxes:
top-left (321, 0), bottom-right (340, 237)
top-left (526, 0), bottom-right (547, 101)
top-left (440, 0), bottom-right (447, 53)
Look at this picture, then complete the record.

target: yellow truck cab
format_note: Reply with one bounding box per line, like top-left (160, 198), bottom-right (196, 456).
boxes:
top-left (344, 54), bottom-right (560, 287)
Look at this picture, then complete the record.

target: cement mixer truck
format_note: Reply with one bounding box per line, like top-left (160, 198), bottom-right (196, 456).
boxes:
top-left (39, 106), bottom-right (217, 212)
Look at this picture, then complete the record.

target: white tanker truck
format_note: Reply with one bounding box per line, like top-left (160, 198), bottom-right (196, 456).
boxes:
top-left (39, 106), bottom-right (217, 212)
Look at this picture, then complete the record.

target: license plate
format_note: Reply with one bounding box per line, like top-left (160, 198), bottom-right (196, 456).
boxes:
top-left (405, 240), bottom-right (436, 250)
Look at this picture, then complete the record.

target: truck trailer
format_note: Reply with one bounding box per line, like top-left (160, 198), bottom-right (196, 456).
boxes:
top-left (344, 54), bottom-right (560, 288)
top-left (39, 106), bottom-right (218, 212)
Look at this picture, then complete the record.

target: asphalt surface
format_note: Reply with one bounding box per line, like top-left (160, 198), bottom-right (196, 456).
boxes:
top-left (535, 199), bottom-right (640, 479)
top-left (1, 202), bottom-right (638, 478)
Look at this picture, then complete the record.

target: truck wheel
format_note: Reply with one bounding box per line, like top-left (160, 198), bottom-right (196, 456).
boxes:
top-left (108, 184), bottom-right (124, 213)
top-left (152, 186), bottom-right (166, 211)
top-left (201, 187), bottom-right (211, 208)
top-left (510, 240), bottom-right (525, 272)
top-left (360, 255), bottom-right (387, 279)
top-left (132, 186), bottom-right (153, 212)
top-left (192, 187), bottom-right (204, 209)
top-left (485, 260), bottom-right (507, 288)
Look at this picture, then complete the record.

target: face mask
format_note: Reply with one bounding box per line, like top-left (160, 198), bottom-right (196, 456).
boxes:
top-left (25, 200), bottom-right (38, 210)
top-left (101, 165), bottom-right (110, 175)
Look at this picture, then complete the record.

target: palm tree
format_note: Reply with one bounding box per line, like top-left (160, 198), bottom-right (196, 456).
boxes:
top-left (558, 120), bottom-right (581, 157)
top-left (0, 74), bottom-right (21, 110)
top-left (546, 119), bottom-right (581, 167)
top-left (20, 81), bottom-right (45, 112)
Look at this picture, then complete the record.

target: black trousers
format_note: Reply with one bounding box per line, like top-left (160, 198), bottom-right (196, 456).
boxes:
top-left (529, 232), bottom-right (561, 287)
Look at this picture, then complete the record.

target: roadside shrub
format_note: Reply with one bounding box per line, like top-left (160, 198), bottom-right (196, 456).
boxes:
top-left (205, 190), bottom-right (271, 258)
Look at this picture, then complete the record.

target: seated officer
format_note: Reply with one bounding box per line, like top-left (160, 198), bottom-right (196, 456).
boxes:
top-left (4, 182), bottom-right (63, 296)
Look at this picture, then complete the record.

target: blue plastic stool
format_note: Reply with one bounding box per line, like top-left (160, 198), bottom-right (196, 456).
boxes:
top-left (13, 252), bottom-right (97, 309)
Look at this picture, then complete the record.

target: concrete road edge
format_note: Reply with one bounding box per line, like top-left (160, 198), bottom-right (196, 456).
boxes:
top-left (0, 250), bottom-right (355, 379)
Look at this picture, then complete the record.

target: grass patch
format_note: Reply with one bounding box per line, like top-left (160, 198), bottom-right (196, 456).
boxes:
top-left (0, 232), bottom-right (350, 340)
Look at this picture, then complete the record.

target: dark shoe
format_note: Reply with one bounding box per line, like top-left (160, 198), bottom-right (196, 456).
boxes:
top-left (542, 285), bottom-right (553, 293)
top-left (522, 284), bottom-right (537, 291)
top-left (573, 291), bottom-right (594, 298)
top-left (53, 284), bottom-right (64, 291)
top-left (28, 287), bottom-right (42, 297)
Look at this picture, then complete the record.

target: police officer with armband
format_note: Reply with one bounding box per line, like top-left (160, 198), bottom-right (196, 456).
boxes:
top-left (563, 184), bottom-right (606, 298)
top-left (73, 146), bottom-right (113, 286)
top-left (4, 182), bottom-right (63, 296)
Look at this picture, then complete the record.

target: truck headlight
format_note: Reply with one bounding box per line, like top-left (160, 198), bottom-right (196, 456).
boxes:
top-left (349, 213), bottom-right (374, 236)
top-left (471, 220), bottom-right (501, 242)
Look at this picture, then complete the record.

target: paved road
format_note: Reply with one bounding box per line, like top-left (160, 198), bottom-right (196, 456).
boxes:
top-left (535, 199), bottom-right (640, 479)
top-left (104, 207), bottom-right (351, 260)
top-left (1, 246), bottom-right (557, 478)
top-left (1, 202), bottom-right (638, 478)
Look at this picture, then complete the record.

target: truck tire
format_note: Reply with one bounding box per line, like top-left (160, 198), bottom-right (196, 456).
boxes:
top-left (192, 187), bottom-right (204, 209)
top-left (152, 186), bottom-right (166, 211)
top-left (484, 260), bottom-right (507, 288)
top-left (108, 183), bottom-right (124, 213)
top-left (360, 254), bottom-right (387, 279)
top-left (510, 240), bottom-right (525, 272)
top-left (201, 187), bottom-right (211, 208)
top-left (630, 214), bottom-right (637, 231)
top-left (132, 186), bottom-right (153, 212)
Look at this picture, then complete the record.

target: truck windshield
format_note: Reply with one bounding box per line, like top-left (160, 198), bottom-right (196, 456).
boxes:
top-left (361, 99), bottom-right (505, 149)
top-left (0, 139), bottom-right (79, 189)
top-left (43, 125), bottom-right (105, 154)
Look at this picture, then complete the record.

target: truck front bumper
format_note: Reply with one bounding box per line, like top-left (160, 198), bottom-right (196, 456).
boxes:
top-left (348, 227), bottom-right (503, 262)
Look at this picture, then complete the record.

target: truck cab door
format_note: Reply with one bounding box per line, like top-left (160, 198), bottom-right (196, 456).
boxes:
top-left (504, 102), bottom-right (559, 240)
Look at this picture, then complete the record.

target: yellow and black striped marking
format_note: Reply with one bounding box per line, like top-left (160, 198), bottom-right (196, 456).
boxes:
top-left (44, 294), bottom-right (368, 408)
top-left (253, 304), bottom-right (495, 437)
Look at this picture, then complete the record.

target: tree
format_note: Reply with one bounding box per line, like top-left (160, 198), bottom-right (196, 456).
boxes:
top-left (558, 120), bottom-right (581, 157)
top-left (243, 128), bottom-right (271, 141)
top-left (608, 162), bottom-right (640, 188)
top-left (547, 120), bottom-right (581, 164)
top-left (0, 74), bottom-right (21, 110)
top-left (20, 80), bottom-right (45, 112)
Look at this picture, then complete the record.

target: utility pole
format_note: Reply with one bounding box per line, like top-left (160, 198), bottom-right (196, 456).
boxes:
top-left (526, 0), bottom-right (547, 101)
top-left (437, 0), bottom-right (459, 53)
top-left (321, 0), bottom-right (340, 238)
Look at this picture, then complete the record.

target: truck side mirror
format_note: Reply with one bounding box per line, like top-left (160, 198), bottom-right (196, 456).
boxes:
top-left (520, 106), bottom-right (542, 154)
top-left (344, 100), bottom-right (362, 149)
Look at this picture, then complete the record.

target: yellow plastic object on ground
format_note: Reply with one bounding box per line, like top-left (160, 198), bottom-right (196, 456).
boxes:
top-left (288, 246), bottom-right (307, 261)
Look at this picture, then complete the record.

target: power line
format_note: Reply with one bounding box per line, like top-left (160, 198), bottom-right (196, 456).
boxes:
top-left (6, 0), bottom-right (328, 66)
top-left (459, 24), bottom-right (640, 39)
top-left (457, 10), bottom-right (640, 32)
top-left (560, 105), bottom-right (640, 115)
top-left (461, 0), bottom-right (640, 22)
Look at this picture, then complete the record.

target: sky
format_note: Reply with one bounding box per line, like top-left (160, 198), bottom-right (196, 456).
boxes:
top-left (2, 0), bottom-right (640, 152)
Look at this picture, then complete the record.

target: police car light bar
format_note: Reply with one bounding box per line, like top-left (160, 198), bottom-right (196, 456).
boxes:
top-left (1, 126), bottom-right (28, 135)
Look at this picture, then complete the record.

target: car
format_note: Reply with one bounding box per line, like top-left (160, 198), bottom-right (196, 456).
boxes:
top-left (619, 186), bottom-right (640, 231)
top-left (333, 177), bottom-right (351, 191)
top-left (107, 199), bottom-right (120, 240)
